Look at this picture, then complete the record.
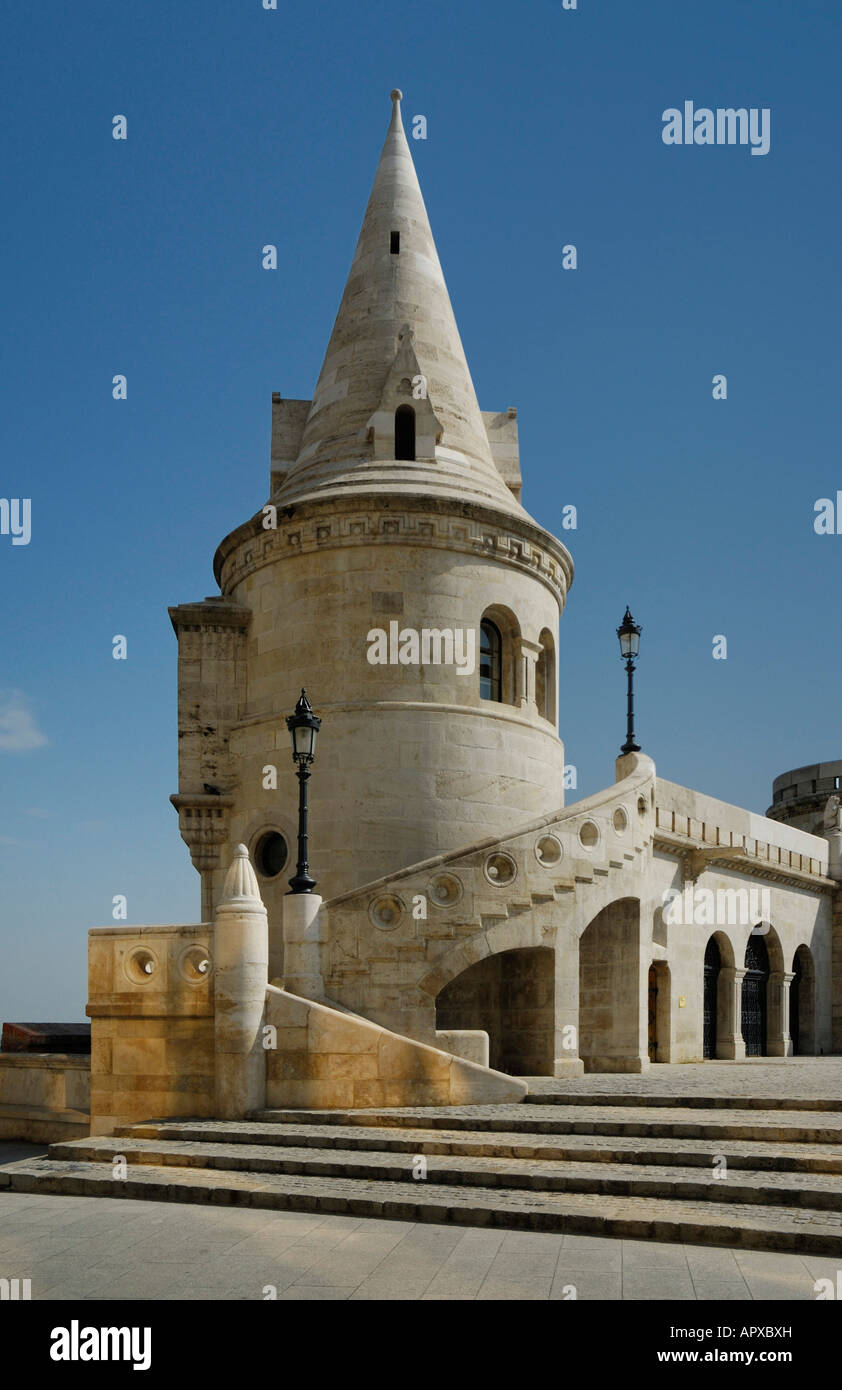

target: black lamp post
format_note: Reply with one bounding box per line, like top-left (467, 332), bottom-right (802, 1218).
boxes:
top-left (616, 607), bottom-right (642, 755)
top-left (285, 689), bottom-right (321, 894)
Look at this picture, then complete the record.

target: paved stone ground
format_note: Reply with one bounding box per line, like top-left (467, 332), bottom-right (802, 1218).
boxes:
top-left (529, 1057), bottom-right (842, 1099)
top-left (0, 1142), bottom-right (837, 1301)
top-left (3, 1062), bottom-right (842, 1301)
top-left (0, 1182), bottom-right (835, 1301)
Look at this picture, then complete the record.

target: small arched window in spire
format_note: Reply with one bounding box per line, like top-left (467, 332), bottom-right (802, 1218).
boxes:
top-left (479, 620), bottom-right (502, 702)
top-left (395, 405), bottom-right (416, 461)
top-left (390, 230), bottom-right (400, 254)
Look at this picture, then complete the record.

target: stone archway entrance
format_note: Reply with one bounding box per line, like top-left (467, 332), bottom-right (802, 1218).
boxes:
top-left (790, 944), bottom-right (816, 1056)
top-left (790, 953), bottom-right (801, 1053)
top-left (703, 936), bottom-right (720, 1059)
top-left (435, 946), bottom-right (554, 1076)
top-left (579, 898), bottom-right (643, 1072)
top-left (741, 933), bottom-right (770, 1057)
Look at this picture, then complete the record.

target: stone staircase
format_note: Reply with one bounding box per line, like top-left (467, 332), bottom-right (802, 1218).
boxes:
top-left (6, 1090), bottom-right (842, 1255)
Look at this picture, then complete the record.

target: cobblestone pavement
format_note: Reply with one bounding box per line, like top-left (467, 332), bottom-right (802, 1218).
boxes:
top-left (528, 1058), bottom-right (842, 1099)
top-left (0, 1185), bottom-right (836, 1301)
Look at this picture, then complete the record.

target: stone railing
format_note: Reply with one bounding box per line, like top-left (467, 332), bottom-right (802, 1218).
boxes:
top-left (654, 777), bottom-right (830, 882)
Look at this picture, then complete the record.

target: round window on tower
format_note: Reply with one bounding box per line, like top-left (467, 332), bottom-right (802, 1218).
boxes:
top-left (253, 831), bottom-right (288, 879)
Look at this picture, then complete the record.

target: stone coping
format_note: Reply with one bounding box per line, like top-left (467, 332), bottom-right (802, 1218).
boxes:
top-left (0, 1054), bottom-right (90, 1070)
top-left (87, 923), bottom-right (210, 937)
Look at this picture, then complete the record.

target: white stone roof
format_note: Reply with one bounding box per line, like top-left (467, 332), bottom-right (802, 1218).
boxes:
top-left (274, 90), bottom-right (528, 520)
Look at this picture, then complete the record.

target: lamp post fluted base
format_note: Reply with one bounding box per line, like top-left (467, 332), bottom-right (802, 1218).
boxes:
top-left (287, 872), bottom-right (317, 895)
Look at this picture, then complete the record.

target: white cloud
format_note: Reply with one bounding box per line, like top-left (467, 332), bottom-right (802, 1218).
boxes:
top-left (0, 691), bottom-right (48, 753)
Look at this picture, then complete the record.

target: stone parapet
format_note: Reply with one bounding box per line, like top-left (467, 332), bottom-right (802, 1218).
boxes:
top-left (0, 1053), bottom-right (90, 1143)
top-left (87, 924), bottom-right (215, 1135)
top-left (264, 985), bottom-right (526, 1109)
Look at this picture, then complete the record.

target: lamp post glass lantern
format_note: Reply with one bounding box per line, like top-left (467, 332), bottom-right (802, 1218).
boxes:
top-left (285, 689), bottom-right (321, 893)
top-left (616, 607), bottom-right (642, 755)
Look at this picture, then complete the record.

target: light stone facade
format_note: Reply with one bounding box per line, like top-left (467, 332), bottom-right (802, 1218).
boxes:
top-left (57, 91), bottom-right (842, 1132)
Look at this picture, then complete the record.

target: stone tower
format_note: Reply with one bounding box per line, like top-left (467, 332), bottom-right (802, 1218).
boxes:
top-left (169, 91), bottom-right (573, 975)
top-left (767, 762), bottom-right (842, 835)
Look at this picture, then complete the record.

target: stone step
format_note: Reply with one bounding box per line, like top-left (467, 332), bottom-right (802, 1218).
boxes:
top-left (4, 1155), bottom-right (842, 1255)
top-left (524, 1093), bottom-right (842, 1113)
top-left (114, 1119), bottom-right (842, 1174)
top-left (47, 1136), bottom-right (842, 1211)
top-left (252, 1105), bottom-right (842, 1144)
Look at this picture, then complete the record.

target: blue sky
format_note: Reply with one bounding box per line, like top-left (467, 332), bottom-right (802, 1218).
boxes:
top-left (2, 0), bottom-right (840, 1021)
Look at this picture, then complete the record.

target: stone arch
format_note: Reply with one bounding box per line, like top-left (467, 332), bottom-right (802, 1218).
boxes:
top-left (480, 604), bottom-right (521, 706)
top-left (757, 921), bottom-right (785, 974)
top-left (752, 922), bottom-right (791, 1057)
top-left (419, 914), bottom-right (548, 1002)
top-left (790, 943), bottom-right (817, 1056)
top-left (435, 946), bottom-right (554, 1076)
top-left (579, 897), bottom-right (643, 1072)
top-left (741, 931), bottom-right (770, 1056)
top-left (709, 928), bottom-right (736, 970)
top-left (702, 930), bottom-right (735, 1061)
top-left (535, 628), bottom-right (557, 725)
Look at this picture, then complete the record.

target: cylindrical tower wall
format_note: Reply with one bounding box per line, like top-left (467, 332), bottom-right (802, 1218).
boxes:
top-left (211, 496), bottom-right (571, 929)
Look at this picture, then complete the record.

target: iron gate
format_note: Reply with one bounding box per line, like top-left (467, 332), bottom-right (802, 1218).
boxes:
top-left (703, 937), bottom-right (720, 1060)
top-left (789, 954), bottom-right (802, 1055)
top-left (741, 934), bottom-right (769, 1057)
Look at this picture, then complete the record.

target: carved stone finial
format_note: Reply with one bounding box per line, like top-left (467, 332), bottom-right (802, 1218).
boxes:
top-left (220, 843), bottom-right (262, 905)
top-left (824, 795), bottom-right (842, 833)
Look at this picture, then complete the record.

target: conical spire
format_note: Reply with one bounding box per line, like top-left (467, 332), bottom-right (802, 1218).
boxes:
top-left (274, 90), bottom-right (525, 517)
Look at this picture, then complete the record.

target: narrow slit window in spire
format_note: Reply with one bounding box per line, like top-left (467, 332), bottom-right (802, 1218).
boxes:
top-left (390, 231), bottom-right (400, 254)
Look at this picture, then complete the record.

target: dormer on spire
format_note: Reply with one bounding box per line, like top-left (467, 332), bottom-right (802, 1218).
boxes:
top-left (365, 324), bottom-right (443, 462)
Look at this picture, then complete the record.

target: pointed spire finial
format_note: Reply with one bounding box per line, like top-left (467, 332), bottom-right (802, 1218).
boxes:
top-left (389, 88), bottom-right (403, 134)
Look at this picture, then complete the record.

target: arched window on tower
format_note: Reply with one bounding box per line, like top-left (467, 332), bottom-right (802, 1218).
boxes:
top-left (479, 606), bottom-right (521, 705)
top-left (535, 629), bottom-right (556, 725)
top-left (479, 620), bottom-right (502, 702)
top-left (395, 405), bottom-right (416, 461)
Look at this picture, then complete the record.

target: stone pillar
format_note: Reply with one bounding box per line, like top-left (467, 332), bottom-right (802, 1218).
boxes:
top-left (553, 925), bottom-right (584, 1077)
top-left (519, 637), bottom-right (541, 711)
top-left (213, 844), bottom-right (269, 1119)
top-left (718, 966), bottom-right (746, 1059)
top-left (200, 872), bottom-right (214, 926)
top-left (767, 970), bottom-right (794, 1057)
top-left (282, 893), bottom-right (326, 1000)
